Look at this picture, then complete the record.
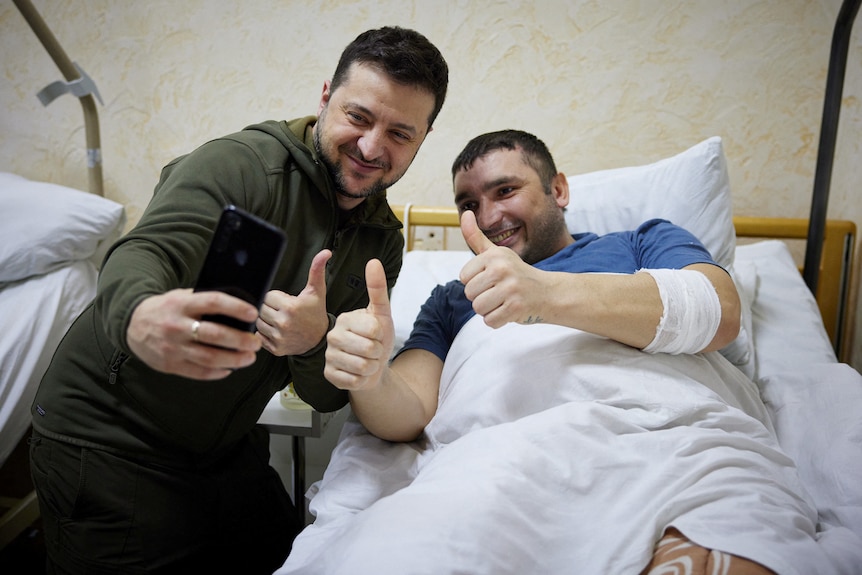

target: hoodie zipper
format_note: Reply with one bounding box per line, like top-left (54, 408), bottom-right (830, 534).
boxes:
top-left (108, 351), bottom-right (129, 385)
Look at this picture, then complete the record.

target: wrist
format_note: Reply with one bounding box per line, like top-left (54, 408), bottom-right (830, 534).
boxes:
top-left (297, 313), bottom-right (336, 357)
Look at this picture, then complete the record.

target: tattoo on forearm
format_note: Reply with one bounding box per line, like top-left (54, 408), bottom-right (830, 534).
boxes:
top-left (521, 315), bottom-right (544, 325)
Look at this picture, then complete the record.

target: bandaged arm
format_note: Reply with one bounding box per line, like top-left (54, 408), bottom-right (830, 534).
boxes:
top-left (639, 267), bottom-right (724, 354)
top-left (549, 263), bottom-right (739, 354)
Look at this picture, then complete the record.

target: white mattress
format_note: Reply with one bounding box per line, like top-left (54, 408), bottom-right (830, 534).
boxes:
top-left (0, 260), bottom-right (97, 467)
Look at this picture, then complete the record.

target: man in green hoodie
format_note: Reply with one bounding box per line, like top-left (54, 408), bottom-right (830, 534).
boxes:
top-left (29, 26), bottom-right (448, 574)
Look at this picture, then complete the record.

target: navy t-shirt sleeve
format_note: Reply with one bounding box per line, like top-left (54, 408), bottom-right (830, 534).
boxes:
top-left (633, 219), bottom-right (719, 270)
top-left (538, 219), bottom-right (719, 274)
top-left (397, 281), bottom-right (475, 362)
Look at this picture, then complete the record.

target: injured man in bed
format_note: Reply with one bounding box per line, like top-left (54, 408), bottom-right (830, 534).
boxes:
top-left (278, 130), bottom-right (855, 575)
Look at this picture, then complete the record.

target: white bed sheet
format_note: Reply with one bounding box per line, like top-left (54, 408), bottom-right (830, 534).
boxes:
top-left (276, 239), bottom-right (862, 575)
top-left (0, 260), bottom-right (97, 467)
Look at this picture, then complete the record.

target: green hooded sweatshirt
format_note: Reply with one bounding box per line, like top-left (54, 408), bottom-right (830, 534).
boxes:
top-left (31, 117), bottom-right (403, 464)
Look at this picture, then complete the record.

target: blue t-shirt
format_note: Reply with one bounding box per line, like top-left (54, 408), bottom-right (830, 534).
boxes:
top-left (399, 219), bottom-right (718, 362)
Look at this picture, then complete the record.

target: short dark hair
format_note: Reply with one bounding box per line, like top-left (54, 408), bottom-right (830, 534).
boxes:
top-left (331, 26), bottom-right (449, 128)
top-left (451, 130), bottom-right (558, 193)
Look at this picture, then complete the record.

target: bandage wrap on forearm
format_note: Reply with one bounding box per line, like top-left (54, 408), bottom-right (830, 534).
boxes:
top-left (639, 268), bottom-right (721, 355)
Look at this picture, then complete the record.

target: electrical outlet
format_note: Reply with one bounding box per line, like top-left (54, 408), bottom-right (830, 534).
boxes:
top-left (413, 227), bottom-right (444, 250)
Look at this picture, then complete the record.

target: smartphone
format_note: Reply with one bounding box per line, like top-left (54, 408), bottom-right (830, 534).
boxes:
top-left (193, 205), bottom-right (287, 331)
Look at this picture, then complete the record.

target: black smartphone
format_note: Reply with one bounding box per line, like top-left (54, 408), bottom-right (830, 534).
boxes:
top-left (193, 205), bottom-right (287, 331)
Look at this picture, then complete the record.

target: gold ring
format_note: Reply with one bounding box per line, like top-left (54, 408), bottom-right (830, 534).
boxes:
top-left (191, 320), bottom-right (201, 342)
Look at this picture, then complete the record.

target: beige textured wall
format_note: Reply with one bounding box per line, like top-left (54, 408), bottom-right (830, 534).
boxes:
top-left (1, 0), bottom-right (860, 369)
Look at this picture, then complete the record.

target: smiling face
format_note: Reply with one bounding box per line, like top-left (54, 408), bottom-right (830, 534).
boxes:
top-left (313, 63), bottom-right (437, 211)
top-left (453, 148), bottom-right (573, 264)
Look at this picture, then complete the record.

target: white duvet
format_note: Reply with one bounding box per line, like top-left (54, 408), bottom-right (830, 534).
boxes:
top-left (278, 317), bottom-right (862, 575)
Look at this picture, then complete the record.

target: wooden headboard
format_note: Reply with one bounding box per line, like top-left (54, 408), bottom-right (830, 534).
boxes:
top-left (391, 205), bottom-right (857, 362)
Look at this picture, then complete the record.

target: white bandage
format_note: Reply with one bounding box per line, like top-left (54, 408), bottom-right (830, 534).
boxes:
top-left (639, 268), bottom-right (721, 355)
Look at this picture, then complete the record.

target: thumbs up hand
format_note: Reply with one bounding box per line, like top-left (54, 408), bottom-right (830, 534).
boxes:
top-left (257, 249), bottom-right (332, 356)
top-left (364, 258), bottom-right (393, 322)
top-left (459, 210), bottom-right (548, 329)
top-left (460, 209), bottom-right (497, 256)
top-left (324, 259), bottom-right (395, 391)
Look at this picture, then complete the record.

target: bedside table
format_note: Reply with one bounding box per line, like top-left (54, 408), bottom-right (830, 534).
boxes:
top-left (258, 391), bottom-right (335, 524)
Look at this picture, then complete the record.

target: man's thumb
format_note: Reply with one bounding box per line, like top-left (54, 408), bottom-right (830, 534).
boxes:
top-left (305, 249), bottom-right (332, 294)
top-left (460, 210), bottom-right (494, 255)
top-left (365, 259), bottom-right (390, 317)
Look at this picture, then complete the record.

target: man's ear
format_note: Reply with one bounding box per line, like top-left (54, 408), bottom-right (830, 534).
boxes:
top-left (317, 80), bottom-right (332, 115)
top-left (553, 172), bottom-right (570, 209)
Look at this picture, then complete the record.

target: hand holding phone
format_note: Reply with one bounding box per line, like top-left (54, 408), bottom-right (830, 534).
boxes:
top-left (193, 205), bottom-right (287, 332)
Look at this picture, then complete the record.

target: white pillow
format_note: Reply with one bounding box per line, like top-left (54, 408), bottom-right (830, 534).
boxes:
top-left (724, 257), bottom-right (757, 379)
top-left (737, 240), bottom-right (837, 379)
top-left (564, 136), bottom-right (735, 270)
top-left (0, 172), bottom-right (126, 283)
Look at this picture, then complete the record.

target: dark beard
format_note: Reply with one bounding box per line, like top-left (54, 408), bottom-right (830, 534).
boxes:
top-left (518, 198), bottom-right (570, 264)
top-left (313, 125), bottom-right (389, 201)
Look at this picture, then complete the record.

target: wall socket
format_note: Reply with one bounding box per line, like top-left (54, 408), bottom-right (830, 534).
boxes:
top-left (412, 227), bottom-right (444, 250)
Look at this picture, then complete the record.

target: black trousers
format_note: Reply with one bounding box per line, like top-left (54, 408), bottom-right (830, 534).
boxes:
top-left (30, 426), bottom-right (300, 574)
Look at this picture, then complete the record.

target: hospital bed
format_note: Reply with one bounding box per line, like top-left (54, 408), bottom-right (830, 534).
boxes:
top-left (277, 136), bottom-right (862, 574)
top-left (0, 173), bottom-right (125, 548)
